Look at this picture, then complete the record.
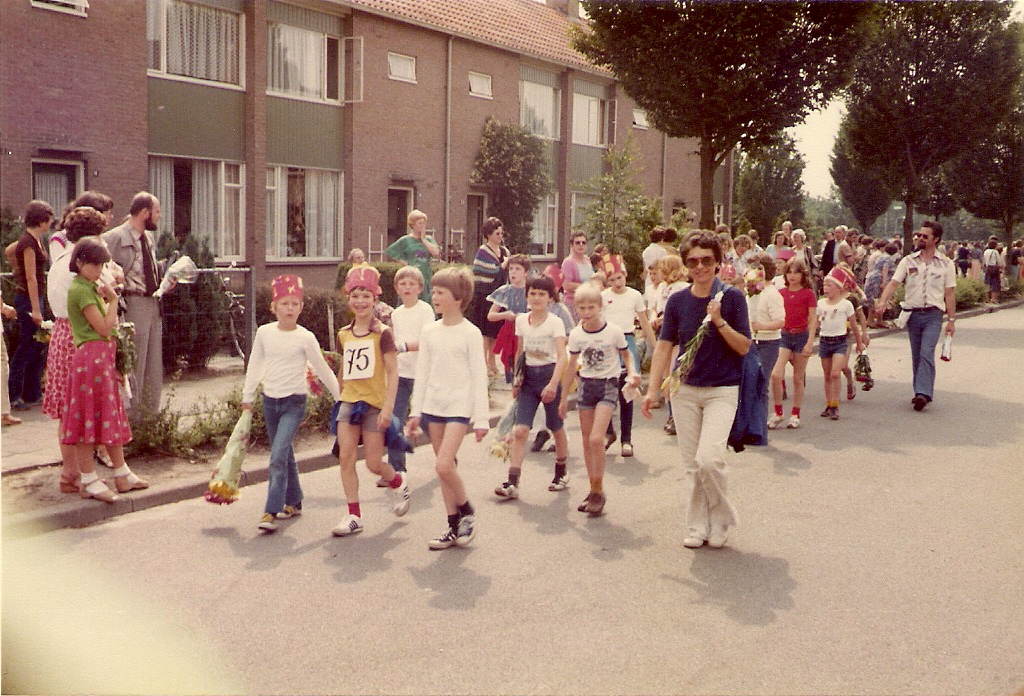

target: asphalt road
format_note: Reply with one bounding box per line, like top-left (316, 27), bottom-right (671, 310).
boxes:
top-left (3, 306), bottom-right (1022, 696)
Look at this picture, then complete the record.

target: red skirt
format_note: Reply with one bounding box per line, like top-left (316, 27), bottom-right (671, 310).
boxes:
top-left (42, 318), bottom-right (74, 420)
top-left (60, 338), bottom-right (132, 446)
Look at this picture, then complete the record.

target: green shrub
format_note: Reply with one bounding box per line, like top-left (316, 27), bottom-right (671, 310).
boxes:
top-left (159, 234), bottom-right (228, 371)
top-left (954, 277), bottom-right (988, 310)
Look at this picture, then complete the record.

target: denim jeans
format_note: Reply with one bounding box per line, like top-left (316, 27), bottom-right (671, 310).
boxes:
top-left (387, 376), bottom-right (414, 471)
top-left (263, 393), bottom-right (307, 514)
top-left (907, 309), bottom-right (943, 401)
top-left (753, 339), bottom-right (780, 404)
top-left (8, 292), bottom-right (46, 404)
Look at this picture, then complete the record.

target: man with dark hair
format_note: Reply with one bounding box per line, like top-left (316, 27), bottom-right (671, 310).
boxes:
top-left (102, 191), bottom-right (171, 416)
top-left (875, 221), bottom-right (955, 412)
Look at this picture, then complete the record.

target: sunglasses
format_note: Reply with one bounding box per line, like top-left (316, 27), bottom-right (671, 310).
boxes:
top-left (572, 239), bottom-right (588, 245)
top-left (684, 256), bottom-right (717, 269)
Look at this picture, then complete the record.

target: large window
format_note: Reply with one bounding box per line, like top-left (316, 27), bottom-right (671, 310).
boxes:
top-left (149, 156), bottom-right (245, 258)
top-left (266, 166), bottom-right (342, 259)
top-left (571, 191), bottom-right (597, 229)
top-left (32, 160), bottom-right (82, 210)
top-left (530, 192), bottom-right (559, 257)
top-left (268, 23), bottom-right (340, 102)
top-left (520, 80), bottom-right (560, 139)
top-left (148, 0), bottom-right (243, 87)
top-left (573, 93), bottom-right (608, 147)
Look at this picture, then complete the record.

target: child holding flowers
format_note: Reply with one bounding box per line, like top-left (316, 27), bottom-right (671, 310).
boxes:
top-left (243, 274), bottom-right (340, 533)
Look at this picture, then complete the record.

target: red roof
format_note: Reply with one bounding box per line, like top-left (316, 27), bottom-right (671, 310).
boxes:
top-left (343, 0), bottom-right (606, 74)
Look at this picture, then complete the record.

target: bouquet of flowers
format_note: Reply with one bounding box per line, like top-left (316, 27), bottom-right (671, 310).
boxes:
top-left (114, 322), bottom-right (137, 377)
top-left (204, 409), bottom-right (253, 505)
top-left (489, 398), bottom-right (518, 462)
top-left (33, 319), bottom-right (55, 344)
top-left (154, 255), bottom-right (199, 298)
top-left (662, 290), bottom-right (725, 396)
top-left (854, 351), bottom-right (874, 390)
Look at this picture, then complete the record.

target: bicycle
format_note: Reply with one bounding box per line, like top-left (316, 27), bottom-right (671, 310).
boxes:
top-left (220, 272), bottom-right (246, 360)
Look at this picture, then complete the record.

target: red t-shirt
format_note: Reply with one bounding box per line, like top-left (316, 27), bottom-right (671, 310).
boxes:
top-left (780, 287), bottom-right (817, 332)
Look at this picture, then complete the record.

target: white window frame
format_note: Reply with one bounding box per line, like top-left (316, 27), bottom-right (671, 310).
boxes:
top-left (31, 159), bottom-right (84, 207)
top-left (147, 0), bottom-right (246, 90)
top-left (714, 203), bottom-right (725, 226)
top-left (468, 71), bottom-right (492, 99)
top-left (265, 165), bottom-right (344, 261)
top-left (632, 108), bottom-right (649, 130)
top-left (520, 80), bottom-right (561, 141)
top-left (267, 22), bottom-right (341, 104)
top-left (570, 191), bottom-right (597, 229)
top-left (387, 52), bottom-right (417, 84)
top-left (573, 92), bottom-right (608, 147)
top-left (31, 0), bottom-right (88, 17)
top-left (530, 192), bottom-right (559, 257)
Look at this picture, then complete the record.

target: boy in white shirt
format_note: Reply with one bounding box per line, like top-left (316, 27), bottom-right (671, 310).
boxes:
top-left (386, 266), bottom-right (435, 477)
top-left (495, 276), bottom-right (569, 500)
top-left (243, 275), bottom-right (341, 533)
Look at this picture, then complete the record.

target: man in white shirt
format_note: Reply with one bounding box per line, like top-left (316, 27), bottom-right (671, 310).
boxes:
top-left (875, 221), bottom-right (956, 411)
top-left (641, 226), bottom-right (669, 296)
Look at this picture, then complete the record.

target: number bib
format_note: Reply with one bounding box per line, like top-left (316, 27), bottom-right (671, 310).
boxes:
top-left (342, 338), bottom-right (376, 381)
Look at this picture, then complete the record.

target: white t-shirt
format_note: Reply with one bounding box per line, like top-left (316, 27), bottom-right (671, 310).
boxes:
top-left (515, 311), bottom-right (566, 366)
top-left (242, 323), bottom-right (341, 402)
top-left (601, 287), bottom-right (645, 336)
top-left (654, 280), bottom-right (690, 319)
top-left (816, 298), bottom-right (855, 338)
top-left (568, 321), bottom-right (627, 379)
top-left (410, 318), bottom-right (490, 429)
top-left (747, 284), bottom-right (785, 341)
top-left (391, 299), bottom-right (435, 379)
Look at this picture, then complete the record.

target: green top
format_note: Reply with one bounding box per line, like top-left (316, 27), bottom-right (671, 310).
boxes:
top-left (385, 234), bottom-right (437, 301)
top-left (67, 275), bottom-right (108, 347)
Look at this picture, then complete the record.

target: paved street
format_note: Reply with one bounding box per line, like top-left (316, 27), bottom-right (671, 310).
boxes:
top-left (3, 306), bottom-right (1022, 695)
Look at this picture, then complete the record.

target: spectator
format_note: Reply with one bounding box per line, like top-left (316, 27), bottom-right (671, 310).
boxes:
top-left (982, 238), bottom-right (1004, 304)
top-left (385, 209), bottom-right (441, 302)
top-left (641, 226), bottom-right (669, 296)
top-left (470, 217), bottom-right (509, 376)
top-left (8, 200), bottom-right (53, 411)
top-left (561, 231), bottom-right (594, 321)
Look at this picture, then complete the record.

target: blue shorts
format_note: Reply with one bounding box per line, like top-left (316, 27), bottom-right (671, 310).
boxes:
top-left (780, 330), bottom-right (809, 353)
top-left (421, 413), bottom-right (471, 428)
top-left (515, 363), bottom-right (564, 431)
top-left (577, 376), bottom-right (619, 410)
top-left (818, 335), bottom-right (848, 359)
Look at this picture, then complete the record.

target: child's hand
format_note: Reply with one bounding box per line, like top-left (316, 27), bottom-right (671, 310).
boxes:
top-left (626, 373), bottom-right (641, 389)
top-left (406, 416), bottom-right (420, 438)
top-left (540, 384), bottom-right (557, 403)
top-left (641, 394), bottom-right (658, 419)
top-left (511, 384), bottom-right (520, 399)
top-left (474, 428), bottom-right (488, 442)
top-left (377, 409), bottom-right (392, 432)
top-left (241, 402), bottom-right (253, 411)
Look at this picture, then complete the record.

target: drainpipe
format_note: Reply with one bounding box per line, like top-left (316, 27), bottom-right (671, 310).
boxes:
top-left (444, 35), bottom-right (453, 257)
top-left (661, 132), bottom-right (668, 219)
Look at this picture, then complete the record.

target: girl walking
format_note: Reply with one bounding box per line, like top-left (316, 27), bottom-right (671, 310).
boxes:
top-left (768, 259), bottom-right (818, 430)
top-left (818, 267), bottom-right (863, 420)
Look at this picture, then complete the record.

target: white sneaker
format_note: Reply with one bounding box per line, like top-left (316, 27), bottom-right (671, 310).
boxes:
top-left (767, 414), bottom-right (784, 430)
top-left (548, 475), bottom-right (569, 492)
top-left (786, 415), bottom-right (801, 429)
top-left (331, 514), bottom-right (363, 537)
top-left (495, 481), bottom-right (519, 499)
top-left (390, 473), bottom-right (411, 516)
top-left (455, 514), bottom-right (476, 547)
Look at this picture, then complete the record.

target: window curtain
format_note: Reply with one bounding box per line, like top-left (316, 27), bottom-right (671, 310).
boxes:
top-left (304, 170), bottom-right (339, 257)
top-left (192, 160), bottom-right (219, 254)
top-left (33, 171), bottom-right (69, 212)
top-left (148, 156), bottom-right (174, 241)
top-left (266, 167), bottom-right (287, 258)
top-left (268, 24), bottom-right (322, 98)
top-left (146, 0), bottom-right (162, 70)
top-left (167, 0), bottom-right (240, 84)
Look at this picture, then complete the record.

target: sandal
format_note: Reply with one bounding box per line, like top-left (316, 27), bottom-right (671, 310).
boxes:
top-left (94, 449), bottom-right (115, 468)
top-left (847, 383), bottom-right (856, 401)
top-left (80, 481), bottom-right (119, 504)
top-left (577, 493), bottom-right (593, 512)
top-left (59, 473), bottom-right (81, 494)
top-left (114, 475), bottom-right (150, 493)
top-left (1, 414), bottom-right (23, 426)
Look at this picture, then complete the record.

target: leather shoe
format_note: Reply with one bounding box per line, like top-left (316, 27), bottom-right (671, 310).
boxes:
top-left (114, 475), bottom-right (150, 493)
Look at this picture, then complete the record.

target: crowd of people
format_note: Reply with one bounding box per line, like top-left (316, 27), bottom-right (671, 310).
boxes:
top-left (3, 195), bottom-right (1019, 552)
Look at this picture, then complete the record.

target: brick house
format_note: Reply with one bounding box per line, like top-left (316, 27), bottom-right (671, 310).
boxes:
top-left (0, 0), bottom-right (732, 289)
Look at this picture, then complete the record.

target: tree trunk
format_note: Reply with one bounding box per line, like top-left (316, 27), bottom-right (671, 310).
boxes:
top-left (902, 201), bottom-right (915, 253)
top-left (699, 138), bottom-right (717, 230)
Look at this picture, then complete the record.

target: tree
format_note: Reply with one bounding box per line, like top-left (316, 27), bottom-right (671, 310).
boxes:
top-left (471, 118), bottom-right (553, 253)
top-left (735, 133), bottom-right (806, 240)
top-left (843, 1), bottom-right (1022, 250)
top-left (576, 136), bottom-right (664, 289)
top-left (948, 104), bottom-right (1024, 243)
top-left (830, 125), bottom-right (893, 235)
top-left (573, 1), bottom-right (874, 228)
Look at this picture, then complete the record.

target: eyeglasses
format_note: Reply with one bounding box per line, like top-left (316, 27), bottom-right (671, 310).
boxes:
top-left (684, 256), bottom-right (717, 269)
top-left (913, 233), bottom-right (932, 239)
top-left (572, 240), bottom-right (587, 245)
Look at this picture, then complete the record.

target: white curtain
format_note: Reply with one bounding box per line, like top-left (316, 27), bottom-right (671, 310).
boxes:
top-left (167, 1), bottom-right (240, 84)
top-left (33, 172), bottom-right (69, 212)
top-left (148, 157), bottom-right (174, 240)
top-left (268, 24), bottom-right (323, 99)
top-left (305, 170), bottom-right (340, 257)
top-left (266, 167), bottom-right (286, 258)
top-left (192, 160), bottom-right (219, 254)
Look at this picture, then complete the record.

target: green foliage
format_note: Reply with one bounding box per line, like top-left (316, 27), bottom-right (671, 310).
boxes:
top-left (735, 133), bottom-right (806, 239)
top-left (471, 117), bottom-right (553, 253)
top-left (159, 234), bottom-right (226, 371)
top-left (830, 127), bottom-right (893, 235)
top-left (1, 207), bottom-right (22, 276)
top-left (843, 1), bottom-right (1023, 248)
top-left (668, 207), bottom-right (696, 235)
top-left (576, 137), bottom-right (664, 290)
top-left (953, 276), bottom-right (990, 310)
top-left (575, 1), bottom-right (874, 227)
top-left (802, 191), bottom-right (857, 242)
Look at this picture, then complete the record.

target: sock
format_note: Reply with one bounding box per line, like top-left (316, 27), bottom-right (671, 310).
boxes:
top-left (774, 403), bottom-right (784, 417)
top-left (457, 500), bottom-right (474, 518)
top-left (508, 468), bottom-right (521, 486)
top-left (348, 502), bottom-right (361, 517)
top-left (554, 459), bottom-right (567, 480)
top-left (388, 473), bottom-right (403, 489)
top-left (113, 465), bottom-right (141, 484)
top-left (791, 407), bottom-right (801, 417)
top-left (590, 477), bottom-right (603, 494)
top-left (447, 513), bottom-right (460, 531)
top-left (80, 471), bottom-right (99, 486)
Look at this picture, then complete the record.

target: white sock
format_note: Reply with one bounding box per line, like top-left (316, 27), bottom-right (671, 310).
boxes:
top-left (113, 465), bottom-right (141, 484)
top-left (80, 471), bottom-right (99, 486)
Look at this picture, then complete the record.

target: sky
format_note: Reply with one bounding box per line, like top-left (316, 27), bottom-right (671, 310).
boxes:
top-left (791, 0), bottom-right (1024, 200)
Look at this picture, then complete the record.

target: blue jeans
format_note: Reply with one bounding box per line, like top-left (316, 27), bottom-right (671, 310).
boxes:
top-left (907, 309), bottom-right (943, 401)
top-left (386, 376), bottom-right (414, 471)
top-left (263, 393), bottom-right (307, 514)
top-left (753, 339), bottom-right (779, 402)
top-left (8, 292), bottom-right (46, 404)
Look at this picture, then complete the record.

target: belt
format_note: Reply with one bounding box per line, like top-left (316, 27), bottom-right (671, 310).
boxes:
top-left (906, 306), bottom-right (941, 312)
top-left (820, 334), bottom-right (847, 342)
top-left (784, 328), bottom-right (808, 335)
